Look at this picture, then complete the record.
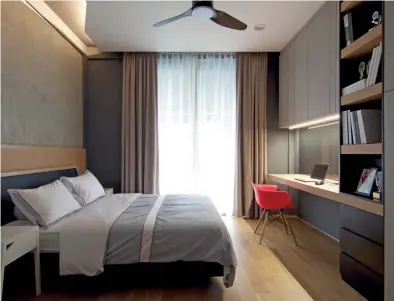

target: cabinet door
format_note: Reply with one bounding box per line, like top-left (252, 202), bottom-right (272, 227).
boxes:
top-left (294, 28), bottom-right (308, 123)
top-left (328, 1), bottom-right (339, 114)
top-left (288, 40), bottom-right (296, 126)
top-left (307, 3), bottom-right (330, 120)
top-left (385, 1), bottom-right (394, 92)
top-left (279, 47), bottom-right (289, 128)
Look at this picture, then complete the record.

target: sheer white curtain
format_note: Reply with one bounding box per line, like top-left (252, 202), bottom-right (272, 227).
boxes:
top-left (158, 53), bottom-right (236, 214)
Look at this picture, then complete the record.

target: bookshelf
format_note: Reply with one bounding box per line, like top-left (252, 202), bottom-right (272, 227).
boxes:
top-left (339, 1), bottom-right (384, 299)
top-left (341, 1), bottom-right (364, 13)
top-left (341, 23), bottom-right (382, 59)
top-left (341, 143), bottom-right (382, 154)
top-left (341, 82), bottom-right (382, 105)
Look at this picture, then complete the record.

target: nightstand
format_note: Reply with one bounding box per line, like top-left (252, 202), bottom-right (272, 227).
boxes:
top-left (105, 188), bottom-right (113, 195)
top-left (1, 225), bottom-right (41, 297)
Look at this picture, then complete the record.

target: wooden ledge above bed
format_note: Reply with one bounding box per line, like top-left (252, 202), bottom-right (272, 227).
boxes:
top-left (1, 145), bottom-right (86, 174)
top-left (267, 174), bottom-right (383, 216)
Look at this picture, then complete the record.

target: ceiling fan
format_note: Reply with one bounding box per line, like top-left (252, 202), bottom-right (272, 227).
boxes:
top-left (153, 1), bottom-right (247, 31)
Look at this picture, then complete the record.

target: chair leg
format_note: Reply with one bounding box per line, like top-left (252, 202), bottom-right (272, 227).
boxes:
top-left (259, 211), bottom-right (269, 244)
top-left (254, 210), bottom-right (266, 233)
top-left (279, 210), bottom-right (289, 235)
top-left (283, 215), bottom-right (298, 246)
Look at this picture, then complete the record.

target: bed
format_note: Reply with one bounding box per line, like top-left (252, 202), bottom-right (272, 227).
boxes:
top-left (1, 167), bottom-right (236, 293)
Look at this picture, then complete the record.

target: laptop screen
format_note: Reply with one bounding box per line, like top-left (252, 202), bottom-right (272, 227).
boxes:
top-left (310, 163), bottom-right (329, 180)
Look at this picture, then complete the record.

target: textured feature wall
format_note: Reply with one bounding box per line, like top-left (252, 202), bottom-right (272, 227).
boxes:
top-left (1, 1), bottom-right (83, 147)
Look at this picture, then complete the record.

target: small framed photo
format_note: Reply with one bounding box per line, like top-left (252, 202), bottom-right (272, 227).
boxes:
top-left (356, 168), bottom-right (378, 196)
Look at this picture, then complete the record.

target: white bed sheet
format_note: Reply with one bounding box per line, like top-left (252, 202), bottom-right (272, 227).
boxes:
top-left (6, 220), bottom-right (60, 253)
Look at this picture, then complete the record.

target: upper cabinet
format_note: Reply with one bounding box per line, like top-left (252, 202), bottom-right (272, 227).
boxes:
top-left (307, 3), bottom-right (331, 120)
top-left (294, 24), bottom-right (308, 124)
top-left (279, 45), bottom-right (290, 128)
top-left (328, 1), bottom-right (340, 114)
top-left (385, 1), bottom-right (394, 92)
top-left (279, 1), bottom-right (339, 127)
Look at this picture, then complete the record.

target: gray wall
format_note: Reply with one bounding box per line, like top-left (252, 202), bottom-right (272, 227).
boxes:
top-left (299, 124), bottom-right (339, 175)
top-left (85, 58), bottom-right (123, 192)
top-left (297, 124), bottom-right (340, 239)
top-left (1, 1), bottom-right (83, 147)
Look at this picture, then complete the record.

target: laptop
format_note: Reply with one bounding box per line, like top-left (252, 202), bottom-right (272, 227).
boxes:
top-left (295, 163), bottom-right (329, 182)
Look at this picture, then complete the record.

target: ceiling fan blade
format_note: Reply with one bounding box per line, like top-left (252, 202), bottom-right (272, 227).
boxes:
top-left (211, 10), bottom-right (247, 30)
top-left (153, 9), bottom-right (192, 27)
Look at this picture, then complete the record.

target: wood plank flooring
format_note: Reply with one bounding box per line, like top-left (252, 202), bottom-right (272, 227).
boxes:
top-left (8, 216), bottom-right (364, 301)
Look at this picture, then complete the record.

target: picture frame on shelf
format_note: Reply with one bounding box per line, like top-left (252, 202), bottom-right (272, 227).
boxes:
top-left (355, 168), bottom-right (378, 197)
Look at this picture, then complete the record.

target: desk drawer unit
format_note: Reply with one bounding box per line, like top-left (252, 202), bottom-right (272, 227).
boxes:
top-left (340, 228), bottom-right (384, 276)
top-left (340, 252), bottom-right (383, 301)
top-left (339, 205), bottom-right (384, 300)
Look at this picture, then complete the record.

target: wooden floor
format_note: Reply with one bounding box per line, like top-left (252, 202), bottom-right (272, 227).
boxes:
top-left (8, 216), bottom-right (364, 301)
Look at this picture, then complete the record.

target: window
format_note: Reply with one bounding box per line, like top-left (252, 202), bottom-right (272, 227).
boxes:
top-left (158, 53), bottom-right (236, 214)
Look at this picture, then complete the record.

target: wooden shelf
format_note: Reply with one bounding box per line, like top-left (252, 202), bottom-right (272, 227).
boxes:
top-left (341, 24), bottom-right (382, 59)
top-left (341, 82), bottom-right (382, 106)
top-left (341, 1), bottom-right (364, 13)
top-left (341, 143), bottom-right (382, 155)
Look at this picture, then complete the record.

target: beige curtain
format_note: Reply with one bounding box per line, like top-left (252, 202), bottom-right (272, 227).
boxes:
top-left (233, 53), bottom-right (268, 218)
top-left (122, 53), bottom-right (159, 193)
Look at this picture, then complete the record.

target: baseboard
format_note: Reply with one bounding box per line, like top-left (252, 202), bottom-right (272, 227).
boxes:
top-left (295, 216), bottom-right (339, 242)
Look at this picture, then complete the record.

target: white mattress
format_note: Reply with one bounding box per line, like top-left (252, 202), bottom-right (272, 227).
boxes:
top-left (6, 220), bottom-right (60, 253)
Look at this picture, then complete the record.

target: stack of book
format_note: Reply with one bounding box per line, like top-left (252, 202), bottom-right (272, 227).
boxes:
top-left (342, 109), bottom-right (381, 145)
top-left (366, 42), bottom-right (382, 87)
top-left (342, 79), bottom-right (366, 95)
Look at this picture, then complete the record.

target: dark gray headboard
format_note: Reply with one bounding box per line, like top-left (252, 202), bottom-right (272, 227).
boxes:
top-left (1, 167), bottom-right (78, 225)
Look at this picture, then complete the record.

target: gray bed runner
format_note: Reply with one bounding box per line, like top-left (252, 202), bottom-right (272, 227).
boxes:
top-left (106, 194), bottom-right (237, 287)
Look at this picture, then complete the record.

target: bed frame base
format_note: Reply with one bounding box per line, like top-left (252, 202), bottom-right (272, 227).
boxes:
top-left (3, 253), bottom-right (224, 297)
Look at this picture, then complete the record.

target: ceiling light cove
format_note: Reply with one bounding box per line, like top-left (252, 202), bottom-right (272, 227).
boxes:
top-left (289, 114), bottom-right (340, 130)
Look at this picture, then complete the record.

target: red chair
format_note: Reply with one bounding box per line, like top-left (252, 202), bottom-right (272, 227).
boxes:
top-left (248, 178), bottom-right (298, 246)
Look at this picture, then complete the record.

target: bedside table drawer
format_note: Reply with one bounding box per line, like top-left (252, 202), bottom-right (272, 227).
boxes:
top-left (3, 229), bottom-right (38, 266)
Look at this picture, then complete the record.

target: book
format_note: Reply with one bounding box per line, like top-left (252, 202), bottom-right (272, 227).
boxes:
top-left (343, 13), bottom-right (354, 46)
top-left (358, 110), bottom-right (381, 144)
top-left (356, 110), bottom-right (366, 144)
top-left (342, 79), bottom-right (367, 95)
top-left (371, 43), bottom-right (382, 85)
top-left (367, 47), bottom-right (377, 87)
top-left (350, 111), bottom-right (356, 144)
top-left (343, 80), bottom-right (366, 92)
top-left (352, 111), bottom-right (361, 144)
top-left (342, 111), bottom-right (348, 144)
top-left (347, 110), bottom-right (353, 144)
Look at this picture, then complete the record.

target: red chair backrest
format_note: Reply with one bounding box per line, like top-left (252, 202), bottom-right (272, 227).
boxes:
top-left (248, 178), bottom-right (295, 210)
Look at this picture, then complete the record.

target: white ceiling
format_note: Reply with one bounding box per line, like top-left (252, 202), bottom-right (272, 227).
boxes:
top-left (85, 1), bottom-right (324, 52)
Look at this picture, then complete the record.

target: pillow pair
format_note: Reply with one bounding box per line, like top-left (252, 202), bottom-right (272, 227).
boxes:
top-left (9, 171), bottom-right (105, 228)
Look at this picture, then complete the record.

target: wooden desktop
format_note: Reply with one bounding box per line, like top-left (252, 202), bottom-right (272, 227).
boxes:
top-left (267, 174), bottom-right (383, 216)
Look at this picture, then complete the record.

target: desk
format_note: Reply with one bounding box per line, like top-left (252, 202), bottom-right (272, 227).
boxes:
top-left (267, 174), bottom-right (383, 216)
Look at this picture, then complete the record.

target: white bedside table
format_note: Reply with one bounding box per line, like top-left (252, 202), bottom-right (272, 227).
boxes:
top-left (105, 188), bottom-right (114, 195)
top-left (1, 225), bottom-right (41, 297)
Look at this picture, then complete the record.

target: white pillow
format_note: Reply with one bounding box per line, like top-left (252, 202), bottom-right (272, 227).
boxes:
top-left (8, 180), bottom-right (81, 228)
top-left (60, 170), bottom-right (105, 206)
top-left (14, 206), bottom-right (28, 220)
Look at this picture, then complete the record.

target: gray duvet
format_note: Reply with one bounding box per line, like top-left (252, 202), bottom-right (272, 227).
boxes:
top-left (51, 193), bottom-right (237, 287)
top-left (106, 194), bottom-right (237, 287)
